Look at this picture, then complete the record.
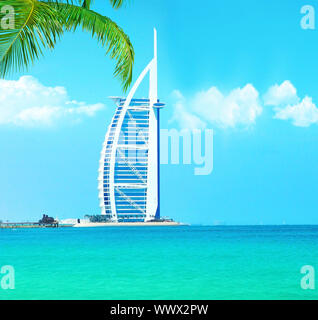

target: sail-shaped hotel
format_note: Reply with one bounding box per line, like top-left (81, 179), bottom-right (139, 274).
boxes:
top-left (98, 29), bottom-right (164, 223)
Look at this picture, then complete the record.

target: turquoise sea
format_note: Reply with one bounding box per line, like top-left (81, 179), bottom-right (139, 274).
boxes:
top-left (0, 225), bottom-right (318, 300)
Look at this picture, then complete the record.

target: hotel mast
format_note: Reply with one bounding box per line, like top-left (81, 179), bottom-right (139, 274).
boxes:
top-left (98, 29), bottom-right (164, 222)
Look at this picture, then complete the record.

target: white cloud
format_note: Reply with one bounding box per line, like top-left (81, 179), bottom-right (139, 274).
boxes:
top-left (171, 81), bottom-right (318, 129)
top-left (170, 91), bottom-right (206, 130)
top-left (263, 80), bottom-right (299, 106)
top-left (274, 96), bottom-right (318, 127)
top-left (171, 89), bottom-right (184, 101)
top-left (171, 85), bottom-right (262, 129)
top-left (192, 84), bottom-right (262, 128)
top-left (264, 80), bottom-right (318, 127)
top-left (0, 76), bottom-right (105, 127)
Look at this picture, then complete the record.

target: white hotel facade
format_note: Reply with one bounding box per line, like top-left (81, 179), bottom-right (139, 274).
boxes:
top-left (98, 29), bottom-right (164, 223)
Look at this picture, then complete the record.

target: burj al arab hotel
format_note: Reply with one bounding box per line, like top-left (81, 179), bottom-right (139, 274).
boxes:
top-left (98, 29), bottom-right (165, 223)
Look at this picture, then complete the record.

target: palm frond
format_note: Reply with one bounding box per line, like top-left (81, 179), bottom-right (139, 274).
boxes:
top-left (81, 0), bottom-right (93, 9)
top-left (48, 2), bottom-right (134, 91)
top-left (0, 0), bottom-right (64, 77)
top-left (109, 0), bottom-right (128, 9)
top-left (0, 0), bottom-right (134, 90)
top-left (45, 0), bottom-right (128, 11)
top-left (74, 0), bottom-right (129, 10)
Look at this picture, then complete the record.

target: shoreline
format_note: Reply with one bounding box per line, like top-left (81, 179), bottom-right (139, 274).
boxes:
top-left (73, 221), bottom-right (185, 228)
top-left (0, 224), bottom-right (73, 229)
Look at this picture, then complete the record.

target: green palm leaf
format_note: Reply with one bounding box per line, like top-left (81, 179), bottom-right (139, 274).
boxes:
top-left (0, 0), bottom-right (134, 91)
top-left (80, 0), bottom-right (128, 10)
top-left (47, 2), bottom-right (134, 91)
top-left (0, 0), bottom-right (63, 77)
top-left (109, 0), bottom-right (127, 9)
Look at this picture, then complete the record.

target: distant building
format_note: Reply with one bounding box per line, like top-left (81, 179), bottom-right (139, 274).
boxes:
top-left (39, 214), bottom-right (56, 225)
top-left (98, 29), bottom-right (164, 223)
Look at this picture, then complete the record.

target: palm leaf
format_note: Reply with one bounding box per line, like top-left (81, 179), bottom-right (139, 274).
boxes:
top-left (0, 0), bottom-right (64, 77)
top-left (47, 2), bottom-right (134, 91)
top-left (109, 0), bottom-right (128, 9)
top-left (0, 0), bottom-right (134, 90)
top-left (79, 0), bottom-right (128, 10)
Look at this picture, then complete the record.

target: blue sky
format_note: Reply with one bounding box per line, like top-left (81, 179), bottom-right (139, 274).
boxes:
top-left (1, 0), bottom-right (318, 224)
